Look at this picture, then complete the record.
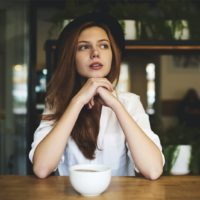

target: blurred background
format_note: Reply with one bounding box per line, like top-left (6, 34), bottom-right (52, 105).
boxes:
top-left (0, 0), bottom-right (200, 175)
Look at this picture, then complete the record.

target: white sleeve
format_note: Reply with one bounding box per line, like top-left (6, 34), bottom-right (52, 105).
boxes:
top-left (125, 94), bottom-right (165, 172)
top-left (28, 119), bottom-right (54, 163)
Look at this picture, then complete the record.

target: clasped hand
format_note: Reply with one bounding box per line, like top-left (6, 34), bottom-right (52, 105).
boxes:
top-left (75, 78), bottom-right (118, 109)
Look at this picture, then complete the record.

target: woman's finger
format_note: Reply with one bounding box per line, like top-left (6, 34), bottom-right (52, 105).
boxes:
top-left (96, 78), bottom-right (114, 91)
top-left (87, 97), bottom-right (95, 109)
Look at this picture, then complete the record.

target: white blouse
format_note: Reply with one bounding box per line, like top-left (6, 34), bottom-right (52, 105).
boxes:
top-left (29, 92), bottom-right (164, 176)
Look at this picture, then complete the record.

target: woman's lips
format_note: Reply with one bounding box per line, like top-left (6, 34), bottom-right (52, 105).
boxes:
top-left (89, 62), bottom-right (103, 70)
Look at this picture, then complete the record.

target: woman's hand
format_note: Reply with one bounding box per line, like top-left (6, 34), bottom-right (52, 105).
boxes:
top-left (95, 87), bottom-right (119, 109)
top-left (73, 78), bottom-right (114, 108)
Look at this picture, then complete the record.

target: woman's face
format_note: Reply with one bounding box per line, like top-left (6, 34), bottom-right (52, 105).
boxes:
top-left (75, 26), bottom-right (112, 78)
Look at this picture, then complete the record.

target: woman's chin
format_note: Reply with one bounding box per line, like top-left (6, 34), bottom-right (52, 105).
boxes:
top-left (79, 70), bottom-right (110, 79)
top-left (88, 72), bottom-right (108, 78)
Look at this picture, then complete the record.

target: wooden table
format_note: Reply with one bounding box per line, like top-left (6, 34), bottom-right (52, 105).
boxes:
top-left (0, 175), bottom-right (200, 200)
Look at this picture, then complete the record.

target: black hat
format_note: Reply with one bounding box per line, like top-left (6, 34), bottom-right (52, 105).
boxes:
top-left (58, 12), bottom-right (125, 55)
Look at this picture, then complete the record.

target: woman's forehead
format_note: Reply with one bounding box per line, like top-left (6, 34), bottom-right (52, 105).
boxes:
top-left (78, 26), bottom-right (109, 40)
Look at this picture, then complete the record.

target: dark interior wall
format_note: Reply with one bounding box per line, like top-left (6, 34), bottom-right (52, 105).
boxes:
top-left (0, 9), bottom-right (5, 113)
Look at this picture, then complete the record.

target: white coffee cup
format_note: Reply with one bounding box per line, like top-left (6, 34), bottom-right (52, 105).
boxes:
top-left (69, 164), bottom-right (111, 197)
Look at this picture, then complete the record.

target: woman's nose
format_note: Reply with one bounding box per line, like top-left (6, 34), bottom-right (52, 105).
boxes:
top-left (90, 48), bottom-right (99, 59)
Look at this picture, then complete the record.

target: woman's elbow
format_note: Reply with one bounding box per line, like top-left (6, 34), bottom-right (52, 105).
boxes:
top-left (33, 164), bottom-right (51, 179)
top-left (147, 165), bottom-right (163, 180)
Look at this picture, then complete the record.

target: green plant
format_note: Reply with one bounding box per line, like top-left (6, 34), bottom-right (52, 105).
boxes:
top-left (48, 0), bottom-right (200, 40)
top-left (190, 142), bottom-right (200, 174)
top-left (162, 124), bottom-right (198, 145)
top-left (163, 145), bottom-right (179, 174)
top-left (162, 124), bottom-right (200, 175)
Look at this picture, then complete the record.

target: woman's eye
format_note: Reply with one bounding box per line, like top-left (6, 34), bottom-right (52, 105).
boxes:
top-left (77, 44), bottom-right (90, 51)
top-left (100, 43), bottom-right (110, 49)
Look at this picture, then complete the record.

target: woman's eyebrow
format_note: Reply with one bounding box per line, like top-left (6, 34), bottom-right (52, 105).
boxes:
top-left (98, 39), bottom-right (110, 42)
top-left (77, 41), bottom-right (90, 44)
top-left (77, 39), bottom-right (110, 44)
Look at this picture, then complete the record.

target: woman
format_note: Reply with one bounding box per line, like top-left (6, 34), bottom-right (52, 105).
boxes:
top-left (177, 88), bottom-right (200, 127)
top-left (29, 12), bottom-right (164, 179)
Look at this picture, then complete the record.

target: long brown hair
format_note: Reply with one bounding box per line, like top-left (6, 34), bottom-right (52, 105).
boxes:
top-left (44, 22), bottom-right (122, 159)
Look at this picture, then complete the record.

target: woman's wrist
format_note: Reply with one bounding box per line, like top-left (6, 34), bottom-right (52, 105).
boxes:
top-left (110, 98), bottom-right (123, 113)
top-left (70, 95), bottom-right (85, 109)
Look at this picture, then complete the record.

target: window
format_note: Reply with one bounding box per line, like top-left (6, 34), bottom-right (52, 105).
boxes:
top-left (146, 63), bottom-right (155, 114)
top-left (116, 63), bottom-right (130, 92)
